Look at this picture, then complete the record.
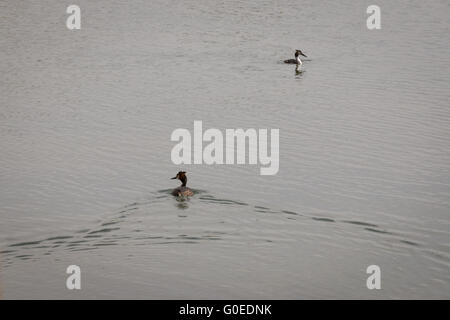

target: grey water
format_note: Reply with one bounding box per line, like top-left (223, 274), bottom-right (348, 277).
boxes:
top-left (0, 0), bottom-right (449, 299)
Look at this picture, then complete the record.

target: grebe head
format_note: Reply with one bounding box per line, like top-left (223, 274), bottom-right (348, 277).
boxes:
top-left (171, 171), bottom-right (187, 186)
top-left (295, 49), bottom-right (307, 58)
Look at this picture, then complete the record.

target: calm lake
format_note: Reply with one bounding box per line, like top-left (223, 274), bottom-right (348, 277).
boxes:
top-left (0, 0), bottom-right (449, 298)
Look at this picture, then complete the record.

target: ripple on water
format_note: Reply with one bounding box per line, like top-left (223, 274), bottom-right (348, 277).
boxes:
top-left (101, 221), bottom-right (119, 226)
top-left (399, 239), bottom-right (420, 247)
top-left (45, 236), bottom-right (74, 241)
top-left (15, 254), bottom-right (33, 260)
top-left (87, 227), bottom-right (120, 234)
top-left (281, 210), bottom-right (300, 216)
top-left (364, 227), bottom-right (393, 235)
top-left (312, 217), bottom-right (335, 223)
top-left (342, 220), bottom-right (378, 227)
top-left (1, 192), bottom-right (444, 279)
top-left (9, 241), bottom-right (42, 247)
top-left (199, 195), bottom-right (248, 206)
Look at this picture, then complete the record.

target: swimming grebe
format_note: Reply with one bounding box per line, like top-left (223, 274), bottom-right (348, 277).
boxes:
top-left (284, 49), bottom-right (307, 65)
top-left (171, 171), bottom-right (194, 197)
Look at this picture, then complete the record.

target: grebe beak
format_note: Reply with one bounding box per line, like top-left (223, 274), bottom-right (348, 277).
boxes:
top-left (171, 176), bottom-right (177, 179)
top-left (300, 52), bottom-right (307, 57)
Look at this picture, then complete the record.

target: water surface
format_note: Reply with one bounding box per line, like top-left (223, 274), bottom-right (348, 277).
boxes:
top-left (0, 0), bottom-right (449, 299)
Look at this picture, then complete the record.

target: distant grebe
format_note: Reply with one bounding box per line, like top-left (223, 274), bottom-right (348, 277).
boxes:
top-left (171, 171), bottom-right (194, 197)
top-left (284, 49), bottom-right (307, 66)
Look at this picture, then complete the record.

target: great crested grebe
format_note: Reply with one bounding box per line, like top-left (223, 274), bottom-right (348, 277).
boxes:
top-left (171, 171), bottom-right (194, 197)
top-left (284, 49), bottom-right (307, 66)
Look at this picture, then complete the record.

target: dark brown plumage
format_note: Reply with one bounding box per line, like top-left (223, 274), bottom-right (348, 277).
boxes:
top-left (171, 171), bottom-right (194, 197)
